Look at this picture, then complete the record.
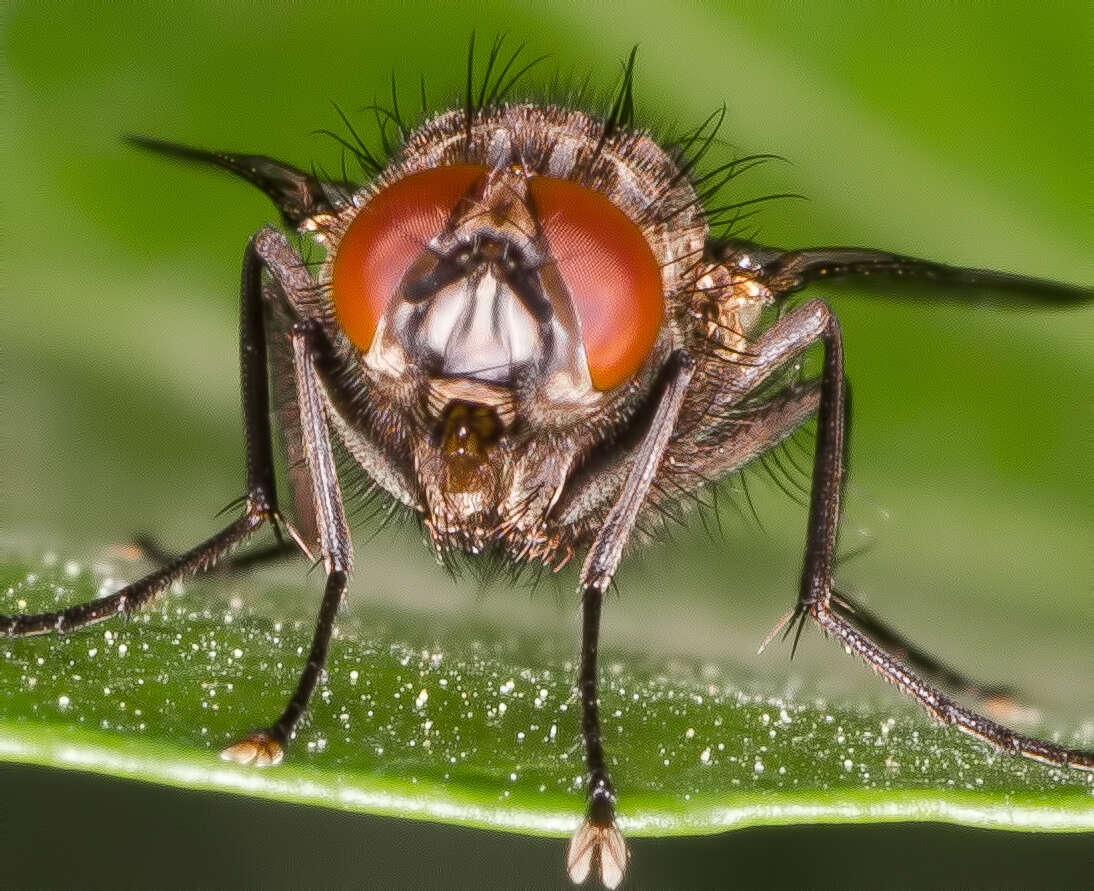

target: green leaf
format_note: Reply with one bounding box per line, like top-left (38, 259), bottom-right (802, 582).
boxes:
top-left (2, 557), bottom-right (1091, 836)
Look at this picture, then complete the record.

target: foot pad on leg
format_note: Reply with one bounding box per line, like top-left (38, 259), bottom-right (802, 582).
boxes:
top-left (567, 816), bottom-right (628, 888)
top-left (220, 729), bottom-right (284, 767)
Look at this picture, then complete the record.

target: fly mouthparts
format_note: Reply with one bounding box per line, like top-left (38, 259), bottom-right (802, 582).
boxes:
top-left (436, 400), bottom-right (503, 457)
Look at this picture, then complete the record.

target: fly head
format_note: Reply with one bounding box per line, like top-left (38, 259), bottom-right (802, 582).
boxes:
top-left (305, 105), bottom-right (734, 561)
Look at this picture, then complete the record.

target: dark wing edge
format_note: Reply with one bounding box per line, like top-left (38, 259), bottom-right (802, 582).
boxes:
top-left (125, 135), bottom-right (350, 230)
top-left (709, 237), bottom-right (1093, 307)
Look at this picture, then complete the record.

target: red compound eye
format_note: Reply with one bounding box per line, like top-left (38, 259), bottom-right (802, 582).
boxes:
top-left (331, 164), bottom-right (486, 351)
top-left (529, 176), bottom-right (663, 391)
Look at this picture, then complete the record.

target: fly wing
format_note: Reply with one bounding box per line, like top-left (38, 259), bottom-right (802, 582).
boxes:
top-left (126, 135), bottom-right (351, 230)
top-left (709, 237), bottom-right (1093, 307)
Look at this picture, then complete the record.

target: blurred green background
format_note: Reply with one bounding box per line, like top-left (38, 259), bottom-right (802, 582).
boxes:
top-left (3, 1), bottom-right (1091, 887)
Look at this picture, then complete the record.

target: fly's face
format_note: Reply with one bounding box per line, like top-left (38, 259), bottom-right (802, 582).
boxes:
top-left (306, 105), bottom-right (732, 559)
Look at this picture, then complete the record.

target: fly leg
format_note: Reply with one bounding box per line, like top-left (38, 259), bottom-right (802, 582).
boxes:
top-left (827, 590), bottom-right (1014, 703)
top-left (566, 351), bottom-right (695, 890)
top-left (132, 535), bottom-right (302, 575)
top-left (1, 230), bottom-right (291, 638)
top-left (220, 310), bottom-right (353, 765)
top-left (666, 297), bottom-right (1027, 712)
top-left (763, 300), bottom-right (1094, 771)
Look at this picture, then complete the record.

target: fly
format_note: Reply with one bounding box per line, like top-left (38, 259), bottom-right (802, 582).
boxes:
top-left (3, 45), bottom-right (1091, 889)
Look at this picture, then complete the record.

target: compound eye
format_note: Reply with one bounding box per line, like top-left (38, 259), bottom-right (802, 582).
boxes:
top-left (331, 164), bottom-right (486, 351)
top-left (529, 176), bottom-right (663, 391)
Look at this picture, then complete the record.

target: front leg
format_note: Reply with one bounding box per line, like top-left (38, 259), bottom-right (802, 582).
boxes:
top-left (566, 351), bottom-right (695, 889)
top-left (221, 312), bottom-right (354, 766)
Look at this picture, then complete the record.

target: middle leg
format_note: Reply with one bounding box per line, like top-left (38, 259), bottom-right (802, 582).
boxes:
top-left (1, 227), bottom-right (290, 639)
top-left (776, 299), bottom-right (1094, 770)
